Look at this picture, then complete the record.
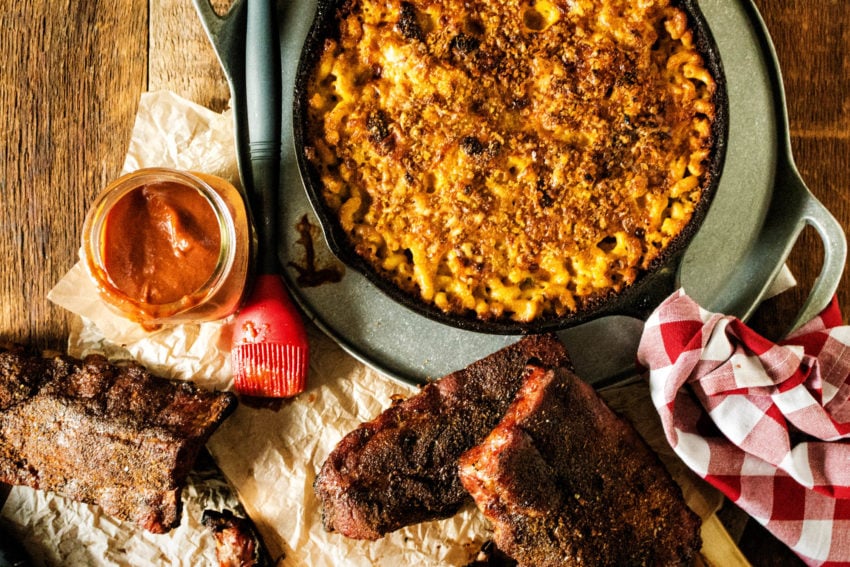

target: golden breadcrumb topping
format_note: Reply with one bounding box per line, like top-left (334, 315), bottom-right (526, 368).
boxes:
top-left (304, 0), bottom-right (717, 322)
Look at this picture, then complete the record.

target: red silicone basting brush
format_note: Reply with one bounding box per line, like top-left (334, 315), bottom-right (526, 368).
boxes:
top-left (228, 0), bottom-right (309, 397)
top-left (232, 275), bottom-right (309, 397)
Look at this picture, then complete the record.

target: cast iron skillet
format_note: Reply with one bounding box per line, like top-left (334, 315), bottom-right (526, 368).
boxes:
top-left (292, 0), bottom-right (729, 334)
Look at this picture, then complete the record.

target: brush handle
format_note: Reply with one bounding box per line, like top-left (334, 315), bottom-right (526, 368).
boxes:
top-left (245, 0), bottom-right (281, 274)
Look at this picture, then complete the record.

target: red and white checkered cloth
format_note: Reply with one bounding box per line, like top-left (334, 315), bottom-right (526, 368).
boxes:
top-left (638, 289), bottom-right (850, 566)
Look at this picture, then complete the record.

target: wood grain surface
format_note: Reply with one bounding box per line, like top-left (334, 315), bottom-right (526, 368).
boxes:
top-left (0, 1), bottom-right (847, 564)
top-left (0, 1), bottom-right (146, 348)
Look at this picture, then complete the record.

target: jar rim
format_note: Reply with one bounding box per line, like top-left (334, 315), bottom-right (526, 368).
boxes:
top-left (81, 167), bottom-right (238, 322)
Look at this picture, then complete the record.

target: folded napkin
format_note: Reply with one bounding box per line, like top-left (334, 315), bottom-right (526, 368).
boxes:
top-left (638, 289), bottom-right (850, 566)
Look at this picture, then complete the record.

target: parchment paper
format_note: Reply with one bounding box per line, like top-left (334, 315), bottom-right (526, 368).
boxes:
top-left (5, 90), bottom-right (738, 566)
top-left (1, 452), bottom-right (243, 567)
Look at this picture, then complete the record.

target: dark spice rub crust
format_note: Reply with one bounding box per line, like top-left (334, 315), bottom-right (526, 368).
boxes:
top-left (313, 334), bottom-right (570, 539)
top-left (459, 365), bottom-right (701, 566)
top-left (0, 345), bottom-right (237, 533)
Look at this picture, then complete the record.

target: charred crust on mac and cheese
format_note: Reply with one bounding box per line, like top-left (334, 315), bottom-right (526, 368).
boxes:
top-left (300, 0), bottom-right (723, 325)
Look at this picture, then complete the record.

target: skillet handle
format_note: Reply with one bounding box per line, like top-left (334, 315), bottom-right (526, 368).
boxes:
top-left (737, 0), bottom-right (846, 334)
top-left (192, 0), bottom-right (251, 195)
top-left (781, 165), bottom-right (847, 332)
top-left (748, 159), bottom-right (845, 334)
top-left (696, 158), bottom-right (846, 336)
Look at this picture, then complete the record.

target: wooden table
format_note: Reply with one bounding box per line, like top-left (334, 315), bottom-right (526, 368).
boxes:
top-left (1, 1), bottom-right (846, 564)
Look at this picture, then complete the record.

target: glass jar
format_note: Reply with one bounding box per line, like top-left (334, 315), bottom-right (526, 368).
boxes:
top-left (82, 167), bottom-right (252, 329)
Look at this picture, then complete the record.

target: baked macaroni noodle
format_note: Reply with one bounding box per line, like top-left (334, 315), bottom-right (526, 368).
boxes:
top-left (304, 0), bottom-right (718, 322)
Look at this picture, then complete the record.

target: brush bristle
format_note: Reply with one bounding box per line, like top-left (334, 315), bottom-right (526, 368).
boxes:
top-left (232, 343), bottom-right (309, 398)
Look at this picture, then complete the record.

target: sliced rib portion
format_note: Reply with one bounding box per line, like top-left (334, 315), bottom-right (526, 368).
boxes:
top-left (0, 345), bottom-right (237, 533)
top-left (314, 334), bottom-right (570, 539)
top-left (202, 509), bottom-right (273, 567)
top-left (459, 365), bottom-right (701, 567)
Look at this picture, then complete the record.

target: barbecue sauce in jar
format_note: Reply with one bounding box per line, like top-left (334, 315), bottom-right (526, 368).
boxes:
top-left (82, 168), bottom-right (252, 329)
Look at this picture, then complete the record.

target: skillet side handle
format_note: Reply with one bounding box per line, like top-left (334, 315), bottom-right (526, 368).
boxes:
top-left (192, 0), bottom-right (251, 194)
top-left (744, 0), bottom-right (846, 334)
top-left (697, 160), bottom-right (846, 335)
top-left (785, 171), bottom-right (847, 333)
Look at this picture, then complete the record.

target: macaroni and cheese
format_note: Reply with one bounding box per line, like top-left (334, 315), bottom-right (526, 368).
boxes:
top-left (303, 0), bottom-right (719, 323)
